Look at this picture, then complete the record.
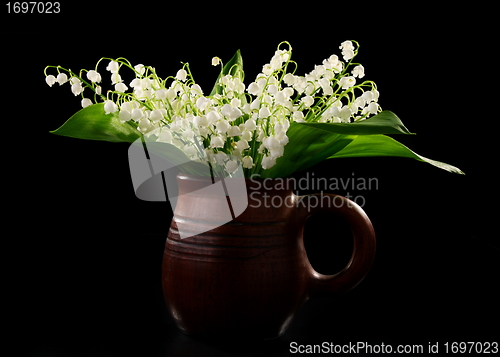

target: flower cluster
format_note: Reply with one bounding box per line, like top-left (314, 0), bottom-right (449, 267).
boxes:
top-left (45, 40), bottom-right (380, 176)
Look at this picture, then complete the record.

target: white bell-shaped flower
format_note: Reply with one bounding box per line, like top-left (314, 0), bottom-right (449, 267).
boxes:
top-left (274, 91), bottom-right (288, 105)
top-left (213, 152), bottom-right (228, 165)
top-left (263, 136), bottom-right (279, 150)
top-left (119, 109), bottom-right (132, 123)
top-left (134, 64), bottom-right (145, 75)
top-left (261, 155), bottom-right (276, 170)
top-left (87, 70), bottom-right (102, 83)
top-left (130, 78), bottom-right (142, 89)
top-left (327, 106), bottom-right (341, 119)
top-left (183, 144), bottom-right (197, 158)
top-left (244, 118), bottom-right (257, 131)
top-left (250, 98), bottom-right (260, 111)
top-left (221, 104), bottom-right (234, 119)
top-left (242, 155), bottom-right (254, 169)
top-left (258, 106), bottom-right (271, 119)
top-left (156, 88), bottom-right (168, 100)
top-left (279, 134), bottom-right (289, 146)
top-left (45, 75), bottom-right (56, 87)
top-left (131, 108), bottom-right (143, 121)
top-left (322, 85), bottom-right (333, 96)
top-left (267, 84), bottom-right (278, 95)
top-left (227, 126), bottom-right (242, 137)
top-left (339, 106), bottom-right (352, 122)
top-left (216, 119), bottom-right (231, 134)
top-left (104, 100), bottom-right (118, 114)
top-left (226, 160), bottom-right (239, 174)
top-left (71, 82), bottom-right (84, 96)
top-left (193, 115), bottom-right (209, 128)
top-left (195, 97), bottom-right (210, 111)
top-left (157, 129), bottom-right (173, 144)
top-left (115, 82), bottom-right (128, 92)
top-left (240, 129), bottom-right (252, 141)
top-left (270, 145), bottom-right (284, 159)
top-left (206, 110), bottom-right (221, 124)
top-left (236, 139), bottom-right (250, 151)
top-left (229, 108), bottom-right (243, 120)
top-left (362, 90), bottom-right (374, 102)
top-left (354, 96), bottom-right (366, 109)
top-left (301, 96), bottom-right (314, 108)
top-left (138, 118), bottom-right (153, 133)
top-left (247, 82), bottom-right (261, 96)
top-left (111, 73), bottom-right (123, 85)
top-left (339, 40), bottom-right (355, 51)
top-left (352, 65), bottom-right (365, 78)
top-left (262, 64), bottom-right (273, 76)
top-left (339, 41), bottom-right (355, 61)
top-left (56, 73), bottom-right (68, 85)
top-left (367, 102), bottom-right (379, 114)
top-left (176, 69), bottom-right (188, 81)
top-left (149, 109), bottom-right (163, 123)
top-left (190, 83), bottom-right (203, 97)
top-left (342, 49), bottom-right (355, 61)
top-left (182, 128), bottom-right (195, 141)
top-left (106, 60), bottom-right (119, 73)
top-left (292, 111), bottom-right (305, 122)
top-left (339, 76), bottom-right (356, 89)
top-left (210, 135), bottom-right (224, 148)
top-left (283, 73), bottom-right (296, 86)
top-left (70, 77), bottom-right (81, 85)
top-left (81, 98), bottom-right (92, 108)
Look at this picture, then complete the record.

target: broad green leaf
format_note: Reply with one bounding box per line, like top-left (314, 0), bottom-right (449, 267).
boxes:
top-left (298, 110), bottom-right (414, 136)
top-left (210, 49), bottom-right (244, 96)
top-left (260, 122), bottom-right (356, 178)
top-left (329, 134), bottom-right (464, 174)
top-left (50, 103), bottom-right (142, 143)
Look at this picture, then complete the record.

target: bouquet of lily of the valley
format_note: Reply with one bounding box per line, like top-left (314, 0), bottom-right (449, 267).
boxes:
top-left (45, 40), bottom-right (463, 178)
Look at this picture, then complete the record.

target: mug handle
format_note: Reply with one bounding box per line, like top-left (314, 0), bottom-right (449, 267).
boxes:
top-left (297, 193), bottom-right (376, 297)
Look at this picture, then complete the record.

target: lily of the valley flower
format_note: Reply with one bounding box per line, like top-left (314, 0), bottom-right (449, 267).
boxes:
top-left (56, 73), bottom-right (68, 85)
top-left (242, 155), bottom-right (254, 169)
top-left (45, 40), bottom-right (381, 176)
top-left (104, 100), bottom-right (118, 114)
top-left (70, 77), bottom-right (84, 96)
top-left (226, 159), bottom-right (239, 174)
top-left (106, 60), bottom-right (119, 73)
top-left (176, 69), bottom-right (188, 81)
top-left (45, 75), bottom-right (56, 87)
top-left (115, 82), bottom-right (128, 92)
top-left (340, 40), bottom-right (355, 61)
top-left (81, 98), bottom-right (92, 108)
top-left (352, 65), bottom-right (365, 78)
top-left (339, 76), bottom-right (356, 89)
top-left (87, 70), bottom-right (102, 83)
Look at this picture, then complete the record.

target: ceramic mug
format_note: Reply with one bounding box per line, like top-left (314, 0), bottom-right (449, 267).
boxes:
top-left (162, 174), bottom-right (376, 339)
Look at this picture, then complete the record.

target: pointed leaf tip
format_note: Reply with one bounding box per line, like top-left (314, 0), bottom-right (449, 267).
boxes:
top-left (50, 103), bottom-right (142, 143)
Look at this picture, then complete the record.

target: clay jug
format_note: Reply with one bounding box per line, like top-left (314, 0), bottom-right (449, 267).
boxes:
top-left (162, 173), bottom-right (376, 339)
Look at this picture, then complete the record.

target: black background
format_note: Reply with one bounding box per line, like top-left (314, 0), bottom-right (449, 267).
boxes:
top-left (4, 2), bottom-right (498, 356)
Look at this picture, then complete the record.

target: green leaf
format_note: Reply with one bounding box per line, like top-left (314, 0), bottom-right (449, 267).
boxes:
top-left (50, 103), bottom-right (142, 143)
top-left (329, 134), bottom-right (465, 174)
top-left (210, 49), bottom-right (244, 96)
top-left (260, 122), bottom-right (356, 178)
top-left (298, 110), bottom-right (414, 136)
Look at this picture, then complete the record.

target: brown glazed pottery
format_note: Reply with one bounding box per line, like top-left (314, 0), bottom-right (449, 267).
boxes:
top-left (162, 173), bottom-right (376, 340)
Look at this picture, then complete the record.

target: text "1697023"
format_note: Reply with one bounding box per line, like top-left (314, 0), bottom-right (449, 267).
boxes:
top-left (6, 2), bottom-right (60, 13)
